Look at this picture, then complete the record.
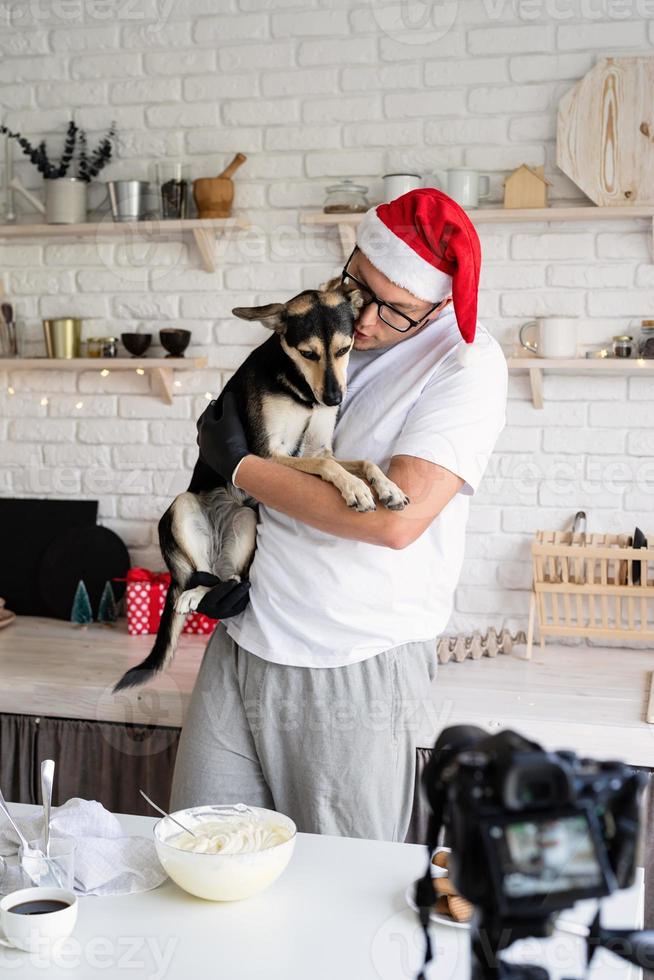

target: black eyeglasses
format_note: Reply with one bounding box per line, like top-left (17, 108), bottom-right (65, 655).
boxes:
top-left (341, 248), bottom-right (442, 333)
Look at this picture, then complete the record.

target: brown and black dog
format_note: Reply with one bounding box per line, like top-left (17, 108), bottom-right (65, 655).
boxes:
top-left (114, 282), bottom-right (408, 692)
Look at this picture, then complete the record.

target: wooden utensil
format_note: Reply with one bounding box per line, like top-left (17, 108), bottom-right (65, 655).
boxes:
top-left (217, 153), bottom-right (246, 181)
top-left (193, 153), bottom-right (247, 219)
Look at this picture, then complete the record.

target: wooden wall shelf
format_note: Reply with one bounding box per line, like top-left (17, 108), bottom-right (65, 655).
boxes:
top-left (0, 217), bottom-right (248, 273)
top-left (507, 355), bottom-right (654, 409)
top-left (0, 356), bottom-right (208, 405)
top-left (301, 205), bottom-right (654, 259)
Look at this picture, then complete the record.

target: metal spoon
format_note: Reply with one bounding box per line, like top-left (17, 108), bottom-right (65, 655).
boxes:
top-left (41, 760), bottom-right (55, 858)
top-left (0, 786), bottom-right (42, 859)
top-left (139, 790), bottom-right (198, 838)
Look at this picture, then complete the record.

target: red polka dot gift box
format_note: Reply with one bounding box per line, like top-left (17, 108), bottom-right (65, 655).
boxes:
top-left (119, 567), bottom-right (218, 636)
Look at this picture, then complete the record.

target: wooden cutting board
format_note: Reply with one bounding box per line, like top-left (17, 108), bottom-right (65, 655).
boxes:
top-left (557, 57), bottom-right (654, 206)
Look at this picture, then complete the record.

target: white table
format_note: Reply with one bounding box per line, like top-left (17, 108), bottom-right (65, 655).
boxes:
top-left (0, 805), bottom-right (644, 979)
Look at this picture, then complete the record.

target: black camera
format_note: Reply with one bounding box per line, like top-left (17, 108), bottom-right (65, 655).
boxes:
top-left (414, 726), bottom-right (652, 980)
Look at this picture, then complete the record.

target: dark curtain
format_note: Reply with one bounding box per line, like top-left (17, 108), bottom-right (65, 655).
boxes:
top-left (406, 747), bottom-right (654, 931)
top-left (0, 713), bottom-right (38, 803)
top-left (0, 713), bottom-right (181, 817)
top-left (647, 780), bottom-right (654, 937)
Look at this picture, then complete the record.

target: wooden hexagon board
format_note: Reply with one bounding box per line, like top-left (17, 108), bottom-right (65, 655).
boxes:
top-left (557, 57), bottom-right (654, 206)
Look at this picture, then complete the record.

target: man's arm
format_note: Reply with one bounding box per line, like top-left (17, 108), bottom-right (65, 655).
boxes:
top-left (235, 453), bottom-right (463, 550)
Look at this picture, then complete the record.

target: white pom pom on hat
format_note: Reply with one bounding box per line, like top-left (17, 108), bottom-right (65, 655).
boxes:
top-left (456, 341), bottom-right (481, 366)
top-left (356, 187), bottom-right (482, 363)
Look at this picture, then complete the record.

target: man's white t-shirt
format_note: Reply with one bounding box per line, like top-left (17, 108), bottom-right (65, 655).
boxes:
top-left (226, 308), bottom-right (508, 668)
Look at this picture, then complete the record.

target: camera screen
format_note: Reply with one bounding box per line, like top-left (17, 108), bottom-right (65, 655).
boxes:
top-left (494, 813), bottom-right (604, 899)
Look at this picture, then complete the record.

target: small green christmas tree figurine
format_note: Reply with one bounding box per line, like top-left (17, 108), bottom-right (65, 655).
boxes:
top-left (70, 580), bottom-right (93, 626)
top-left (98, 580), bottom-right (117, 625)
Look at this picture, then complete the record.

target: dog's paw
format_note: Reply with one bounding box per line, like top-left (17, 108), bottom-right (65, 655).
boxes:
top-left (175, 586), bottom-right (208, 614)
top-left (374, 478), bottom-right (410, 511)
top-left (341, 477), bottom-right (377, 513)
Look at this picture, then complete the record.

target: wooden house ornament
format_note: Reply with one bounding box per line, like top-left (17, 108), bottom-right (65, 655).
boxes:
top-left (503, 165), bottom-right (549, 209)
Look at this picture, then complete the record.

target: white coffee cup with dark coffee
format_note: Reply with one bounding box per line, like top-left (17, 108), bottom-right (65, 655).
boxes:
top-left (0, 887), bottom-right (77, 952)
top-left (519, 317), bottom-right (579, 359)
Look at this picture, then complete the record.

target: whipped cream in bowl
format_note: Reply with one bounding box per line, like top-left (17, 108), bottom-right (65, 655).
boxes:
top-left (153, 804), bottom-right (296, 901)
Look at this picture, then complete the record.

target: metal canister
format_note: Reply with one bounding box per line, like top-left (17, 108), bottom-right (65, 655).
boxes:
top-left (42, 318), bottom-right (83, 358)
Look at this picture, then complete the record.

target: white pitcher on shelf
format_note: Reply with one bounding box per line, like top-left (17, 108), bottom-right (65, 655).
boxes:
top-left (9, 176), bottom-right (87, 225)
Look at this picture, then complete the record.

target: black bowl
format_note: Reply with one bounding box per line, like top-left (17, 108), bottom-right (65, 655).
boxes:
top-left (121, 332), bottom-right (152, 357)
top-left (159, 328), bottom-right (191, 358)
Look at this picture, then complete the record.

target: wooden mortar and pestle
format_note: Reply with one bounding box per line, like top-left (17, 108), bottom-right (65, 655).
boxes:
top-left (193, 153), bottom-right (247, 219)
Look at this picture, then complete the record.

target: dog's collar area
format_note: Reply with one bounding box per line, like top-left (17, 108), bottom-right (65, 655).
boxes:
top-left (277, 372), bottom-right (318, 407)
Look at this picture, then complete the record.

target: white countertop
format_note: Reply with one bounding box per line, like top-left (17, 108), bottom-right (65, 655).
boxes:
top-left (0, 804), bottom-right (644, 980)
top-left (1, 617), bottom-right (652, 767)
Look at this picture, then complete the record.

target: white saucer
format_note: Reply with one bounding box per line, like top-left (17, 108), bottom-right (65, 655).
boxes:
top-left (405, 880), bottom-right (471, 930)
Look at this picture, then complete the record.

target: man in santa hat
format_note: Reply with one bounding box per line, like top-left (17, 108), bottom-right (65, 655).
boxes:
top-left (171, 189), bottom-right (508, 842)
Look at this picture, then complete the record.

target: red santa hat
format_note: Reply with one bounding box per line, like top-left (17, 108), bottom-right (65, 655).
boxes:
top-left (355, 188), bottom-right (481, 364)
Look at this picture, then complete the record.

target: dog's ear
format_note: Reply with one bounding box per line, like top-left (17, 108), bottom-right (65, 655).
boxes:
top-left (319, 276), bottom-right (342, 292)
top-left (232, 303), bottom-right (285, 332)
top-left (344, 287), bottom-right (365, 316)
top-left (319, 278), bottom-right (365, 317)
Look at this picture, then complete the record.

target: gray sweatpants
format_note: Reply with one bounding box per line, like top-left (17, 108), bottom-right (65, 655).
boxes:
top-left (169, 625), bottom-right (440, 842)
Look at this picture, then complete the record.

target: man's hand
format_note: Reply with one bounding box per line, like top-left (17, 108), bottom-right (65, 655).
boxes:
top-left (197, 391), bottom-right (251, 485)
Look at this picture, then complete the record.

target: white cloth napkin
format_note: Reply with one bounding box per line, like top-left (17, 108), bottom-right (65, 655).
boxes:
top-left (0, 798), bottom-right (167, 897)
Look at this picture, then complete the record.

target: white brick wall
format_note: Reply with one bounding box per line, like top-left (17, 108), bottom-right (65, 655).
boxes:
top-left (1, 0), bottom-right (653, 639)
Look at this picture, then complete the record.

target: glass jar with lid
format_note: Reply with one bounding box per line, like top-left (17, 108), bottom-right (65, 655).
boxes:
top-left (323, 179), bottom-right (369, 214)
top-left (100, 336), bottom-right (118, 358)
top-left (638, 320), bottom-right (654, 358)
top-left (612, 335), bottom-right (633, 358)
top-left (85, 337), bottom-right (102, 358)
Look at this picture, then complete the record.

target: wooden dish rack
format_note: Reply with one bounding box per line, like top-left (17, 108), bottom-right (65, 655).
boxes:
top-left (527, 530), bottom-right (654, 658)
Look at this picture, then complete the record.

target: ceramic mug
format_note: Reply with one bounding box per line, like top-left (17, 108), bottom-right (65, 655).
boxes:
top-left (382, 173), bottom-right (422, 202)
top-left (0, 887), bottom-right (77, 952)
top-left (427, 169), bottom-right (491, 207)
top-left (519, 317), bottom-right (578, 359)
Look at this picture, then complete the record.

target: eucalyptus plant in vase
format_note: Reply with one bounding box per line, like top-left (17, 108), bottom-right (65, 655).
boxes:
top-left (0, 119), bottom-right (116, 224)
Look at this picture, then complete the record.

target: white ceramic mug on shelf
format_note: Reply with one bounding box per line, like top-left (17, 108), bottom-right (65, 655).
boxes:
top-left (382, 173), bottom-right (422, 202)
top-left (427, 169), bottom-right (491, 207)
top-left (519, 317), bottom-right (578, 359)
